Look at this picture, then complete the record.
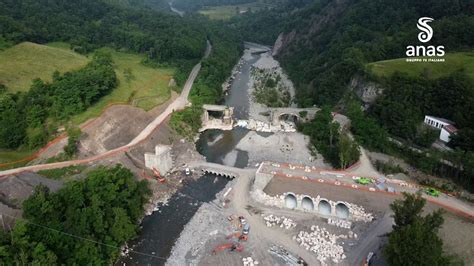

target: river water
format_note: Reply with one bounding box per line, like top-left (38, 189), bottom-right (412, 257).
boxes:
top-left (119, 48), bottom-right (263, 266)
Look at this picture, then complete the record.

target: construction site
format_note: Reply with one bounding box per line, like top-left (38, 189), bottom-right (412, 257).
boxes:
top-left (1, 43), bottom-right (473, 266)
top-left (163, 159), bottom-right (474, 266)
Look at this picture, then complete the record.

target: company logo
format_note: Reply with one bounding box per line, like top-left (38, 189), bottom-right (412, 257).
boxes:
top-left (417, 17), bottom-right (434, 43)
top-left (406, 17), bottom-right (445, 62)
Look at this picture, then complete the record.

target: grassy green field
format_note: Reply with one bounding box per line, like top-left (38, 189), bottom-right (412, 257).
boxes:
top-left (0, 149), bottom-right (34, 164)
top-left (0, 42), bottom-right (90, 92)
top-left (368, 52), bottom-right (474, 79)
top-left (198, 1), bottom-right (273, 20)
top-left (71, 47), bottom-right (175, 124)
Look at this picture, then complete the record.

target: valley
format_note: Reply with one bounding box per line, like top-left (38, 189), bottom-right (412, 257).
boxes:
top-left (0, 0), bottom-right (472, 265)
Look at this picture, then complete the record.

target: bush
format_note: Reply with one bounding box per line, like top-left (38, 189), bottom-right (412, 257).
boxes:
top-left (64, 126), bottom-right (81, 157)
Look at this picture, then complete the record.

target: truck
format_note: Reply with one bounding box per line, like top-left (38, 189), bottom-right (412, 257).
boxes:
top-left (242, 223), bottom-right (250, 235)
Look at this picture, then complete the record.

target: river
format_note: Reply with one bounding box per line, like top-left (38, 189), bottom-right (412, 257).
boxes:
top-left (118, 46), bottom-right (266, 265)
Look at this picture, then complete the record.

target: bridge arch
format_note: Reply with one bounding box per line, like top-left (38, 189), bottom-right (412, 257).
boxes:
top-left (318, 199), bottom-right (331, 215)
top-left (335, 202), bottom-right (350, 219)
top-left (301, 196), bottom-right (314, 211)
top-left (284, 193), bottom-right (297, 209)
top-left (278, 113), bottom-right (300, 124)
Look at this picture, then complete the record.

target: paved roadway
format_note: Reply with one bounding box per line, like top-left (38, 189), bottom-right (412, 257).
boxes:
top-left (0, 42), bottom-right (212, 178)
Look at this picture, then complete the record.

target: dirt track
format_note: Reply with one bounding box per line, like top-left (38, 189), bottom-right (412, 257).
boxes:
top-left (0, 42), bottom-right (211, 177)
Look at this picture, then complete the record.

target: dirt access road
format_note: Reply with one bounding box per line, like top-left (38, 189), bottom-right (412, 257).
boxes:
top-left (0, 41), bottom-right (212, 177)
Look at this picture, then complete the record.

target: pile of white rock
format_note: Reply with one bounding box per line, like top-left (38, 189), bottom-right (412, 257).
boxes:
top-left (328, 218), bottom-right (352, 229)
top-left (347, 203), bottom-right (374, 222)
top-left (250, 190), bottom-right (283, 208)
top-left (242, 257), bottom-right (259, 266)
top-left (263, 214), bottom-right (297, 229)
top-left (294, 225), bottom-right (346, 264)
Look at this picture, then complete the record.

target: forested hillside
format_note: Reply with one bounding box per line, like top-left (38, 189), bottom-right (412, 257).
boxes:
top-left (0, 52), bottom-right (117, 150)
top-left (0, 0), bottom-right (241, 163)
top-left (232, 0), bottom-right (474, 189)
top-left (269, 0), bottom-right (473, 106)
top-left (173, 0), bottom-right (256, 11)
top-left (0, 0), bottom-right (207, 62)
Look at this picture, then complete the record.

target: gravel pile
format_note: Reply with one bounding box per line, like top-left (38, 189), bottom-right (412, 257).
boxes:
top-left (294, 225), bottom-right (346, 264)
top-left (263, 214), bottom-right (297, 229)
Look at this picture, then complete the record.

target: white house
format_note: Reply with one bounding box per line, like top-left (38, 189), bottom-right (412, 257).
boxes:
top-left (424, 115), bottom-right (452, 130)
top-left (424, 115), bottom-right (458, 143)
top-left (440, 125), bottom-right (458, 143)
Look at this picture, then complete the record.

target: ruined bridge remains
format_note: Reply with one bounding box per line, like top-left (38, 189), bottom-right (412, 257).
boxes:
top-left (200, 104), bottom-right (234, 132)
top-left (270, 107), bottom-right (319, 126)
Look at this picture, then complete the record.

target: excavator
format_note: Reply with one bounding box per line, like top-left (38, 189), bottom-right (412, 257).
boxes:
top-left (212, 242), bottom-right (244, 254)
top-left (152, 168), bottom-right (166, 183)
top-left (141, 169), bottom-right (166, 183)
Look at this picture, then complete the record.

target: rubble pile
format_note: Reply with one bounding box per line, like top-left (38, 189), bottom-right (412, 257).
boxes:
top-left (294, 225), bottom-right (346, 263)
top-left (242, 257), bottom-right (259, 266)
top-left (347, 203), bottom-right (374, 222)
top-left (263, 214), bottom-right (296, 229)
top-left (235, 119), bottom-right (296, 133)
top-left (250, 190), bottom-right (282, 207)
top-left (328, 218), bottom-right (352, 229)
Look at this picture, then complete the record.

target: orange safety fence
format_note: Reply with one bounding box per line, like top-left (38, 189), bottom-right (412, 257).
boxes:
top-left (272, 171), bottom-right (474, 221)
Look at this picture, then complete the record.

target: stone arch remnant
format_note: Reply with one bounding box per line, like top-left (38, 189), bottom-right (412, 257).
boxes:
top-left (335, 202), bottom-right (350, 219)
top-left (301, 196), bottom-right (314, 211)
top-left (284, 193), bottom-right (297, 209)
top-left (318, 199), bottom-right (331, 215)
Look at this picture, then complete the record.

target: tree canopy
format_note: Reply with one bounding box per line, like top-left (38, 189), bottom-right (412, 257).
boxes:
top-left (384, 193), bottom-right (453, 265)
top-left (0, 165), bottom-right (150, 264)
top-left (299, 106), bottom-right (360, 169)
top-left (0, 52), bottom-right (117, 150)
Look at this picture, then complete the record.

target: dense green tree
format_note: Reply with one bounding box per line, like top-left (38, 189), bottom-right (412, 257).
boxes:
top-left (0, 52), bottom-right (116, 150)
top-left (338, 134), bottom-right (360, 170)
top-left (385, 218), bottom-right (451, 266)
top-left (300, 107), bottom-right (360, 169)
top-left (0, 0), bottom-right (208, 63)
top-left (0, 83), bottom-right (6, 94)
top-left (0, 165), bottom-right (150, 264)
top-left (385, 193), bottom-right (452, 265)
top-left (390, 192), bottom-right (427, 231)
top-left (64, 127), bottom-right (82, 157)
top-left (0, 94), bottom-right (26, 148)
top-left (346, 100), bottom-right (389, 151)
top-left (451, 129), bottom-right (474, 152)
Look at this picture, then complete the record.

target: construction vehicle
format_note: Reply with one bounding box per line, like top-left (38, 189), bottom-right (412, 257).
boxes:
top-left (152, 168), bottom-right (166, 183)
top-left (424, 187), bottom-right (441, 197)
top-left (355, 177), bottom-right (373, 185)
top-left (242, 223), bottom-right (250, 235)
top-left (226, 232), bottom-right (248, 241)
top-left (212, 243), bottom-right (244, 254)
top-left (362, 252), bottom-right (375, 266)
